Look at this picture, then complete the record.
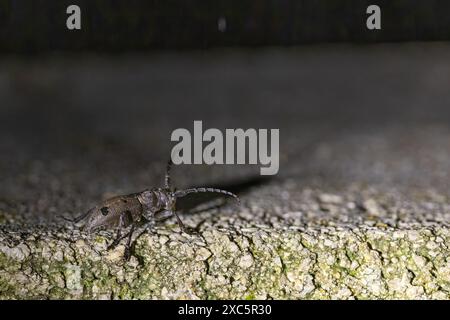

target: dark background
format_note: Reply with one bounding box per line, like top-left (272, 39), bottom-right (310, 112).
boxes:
top-left (1, 0), bottom-right (450, 53)
top-left (2, 1), bottom-right (450, 222)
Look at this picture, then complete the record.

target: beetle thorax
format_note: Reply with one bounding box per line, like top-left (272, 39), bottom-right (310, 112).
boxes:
top-left (137, 189), bottom-right (173, 214)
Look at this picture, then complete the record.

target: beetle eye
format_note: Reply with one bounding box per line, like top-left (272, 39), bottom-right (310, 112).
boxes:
top-left (100, 207), bottom-right (109, 216)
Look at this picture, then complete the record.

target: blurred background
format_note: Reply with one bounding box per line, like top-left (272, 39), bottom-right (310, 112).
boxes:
top-left (2, 1), bottom-right (450, 223)
top-left (3, 0), bottom-right (450, 51)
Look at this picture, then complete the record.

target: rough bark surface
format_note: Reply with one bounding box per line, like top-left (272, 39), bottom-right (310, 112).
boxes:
top-left (1, 186), bottom-right (449, 299)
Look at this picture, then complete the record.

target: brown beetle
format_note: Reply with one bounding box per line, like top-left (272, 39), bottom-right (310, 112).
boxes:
top-left (67, 160), bottom-right (239, 259)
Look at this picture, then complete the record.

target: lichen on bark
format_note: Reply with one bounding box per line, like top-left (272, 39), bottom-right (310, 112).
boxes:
top-left (1, 188), bottom-right (449, 300)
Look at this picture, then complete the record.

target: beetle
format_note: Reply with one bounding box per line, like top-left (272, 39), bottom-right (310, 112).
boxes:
top-left (67, 160), bottom-right (239, 260)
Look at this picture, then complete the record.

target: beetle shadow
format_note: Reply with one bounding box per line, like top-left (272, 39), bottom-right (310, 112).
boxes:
top-left (175, 175), bottom-right (273, 215)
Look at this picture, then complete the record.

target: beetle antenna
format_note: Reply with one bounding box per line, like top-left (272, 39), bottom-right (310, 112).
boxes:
top-left (165, 159), bottom-right (173, 189)
top-left (173, 187), bottom-right (240, 204)
top-left (59, 210), bottom-right (90, 223)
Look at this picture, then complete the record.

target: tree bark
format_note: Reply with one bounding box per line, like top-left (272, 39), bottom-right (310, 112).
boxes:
top-left (1, 214), bottom-right (448, 299)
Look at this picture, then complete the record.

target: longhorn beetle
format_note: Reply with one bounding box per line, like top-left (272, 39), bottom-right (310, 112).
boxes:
top-left (68, 160), bottom-right (239, 260)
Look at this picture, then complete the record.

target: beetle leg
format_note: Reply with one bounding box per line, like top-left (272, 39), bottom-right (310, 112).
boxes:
top-left (173, 211), bottom-right (188, 233)
top-left (123, 225), bottom-right (135, 261)
top-left (166, 200), bottom-right (197, 234)
top-left (107, 212), bottom-right (126, 250)
top-left (154, 208), bottom-right (190, 233)
top-left (136, 221), bottom-right (154, 238)
top-left (154, 209), bottom-right (196, 233)
top-left (172, 210), bottom-right (198, 235)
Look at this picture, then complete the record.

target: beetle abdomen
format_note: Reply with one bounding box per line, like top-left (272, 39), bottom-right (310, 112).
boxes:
top-left (84, 194), bottom-right (143, 232)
